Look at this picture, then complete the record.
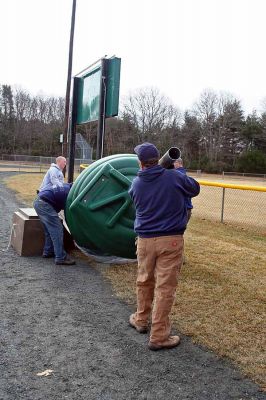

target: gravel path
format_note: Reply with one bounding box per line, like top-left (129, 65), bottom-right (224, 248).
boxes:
top-left (0, 173), bottom-right (264, 400)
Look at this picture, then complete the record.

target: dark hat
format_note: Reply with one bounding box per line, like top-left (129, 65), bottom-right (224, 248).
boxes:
top-left (134, 142), bottom-right (160, 162)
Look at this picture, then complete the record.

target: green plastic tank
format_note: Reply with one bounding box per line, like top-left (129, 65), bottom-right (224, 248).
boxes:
top-left (65, 154), bottom-right (139, 259)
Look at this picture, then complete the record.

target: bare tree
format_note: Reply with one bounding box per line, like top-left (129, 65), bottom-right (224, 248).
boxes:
top-left (193, 89), bottom-right (218, 162)
top-left (121, 87), bottom-right (181, 145)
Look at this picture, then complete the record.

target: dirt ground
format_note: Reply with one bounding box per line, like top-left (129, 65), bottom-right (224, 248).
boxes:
top-left (0, 172), bottom-right (265, 400)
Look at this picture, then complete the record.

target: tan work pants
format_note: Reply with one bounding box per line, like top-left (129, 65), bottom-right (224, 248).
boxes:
top-left (135, 235), bottom-right (184, 343)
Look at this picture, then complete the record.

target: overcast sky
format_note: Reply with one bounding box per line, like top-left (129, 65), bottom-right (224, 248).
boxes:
top-left (1, 0), bottom-right (266, 114)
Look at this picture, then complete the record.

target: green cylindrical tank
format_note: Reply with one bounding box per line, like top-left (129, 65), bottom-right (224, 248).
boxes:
top-left (65, 154), bottom-right (139, 259)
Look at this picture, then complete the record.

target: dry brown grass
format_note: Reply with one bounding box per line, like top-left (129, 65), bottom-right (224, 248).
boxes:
top-left (4, 173), bottom-right (45, 205)
top-left (4, 172), bottom-right (80, 205)
top-left (104, 218), bottom-right (266, 388)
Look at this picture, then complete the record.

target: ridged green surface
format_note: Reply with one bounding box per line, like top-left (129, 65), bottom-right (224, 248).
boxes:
top-left (65, 154), bottom-right (139, 259)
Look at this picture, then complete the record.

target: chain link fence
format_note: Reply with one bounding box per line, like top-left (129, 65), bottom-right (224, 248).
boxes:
top-left (222, 171), bottom-right (266, 180)
top-left (1, 155), bottom-right (265, 232)
top-left (0, 154), bottom-right (92, 173)
top-left (192, 181), bottom-right (266, 232)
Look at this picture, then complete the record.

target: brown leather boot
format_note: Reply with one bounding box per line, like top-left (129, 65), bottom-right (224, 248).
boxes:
top-left (148, 335), bottom-right (181, 351)
top-left (55, 255), bottom-right (76, 265)
top-left (129, 313), bottom-right (148, 334)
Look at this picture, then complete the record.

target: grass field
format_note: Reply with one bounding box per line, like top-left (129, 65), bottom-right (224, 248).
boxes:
top-left (4, 173), bottom-right (45, 204)
top-left (3, 172), bottom-right (266, 389)
top-left (3, 173), bottom-right (78, 204)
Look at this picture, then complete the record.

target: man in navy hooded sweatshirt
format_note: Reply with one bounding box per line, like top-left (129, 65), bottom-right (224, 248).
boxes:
top-left (34, 156), bottom-right (75, 266)
top-left (128, 143), bottom-right (200, 351)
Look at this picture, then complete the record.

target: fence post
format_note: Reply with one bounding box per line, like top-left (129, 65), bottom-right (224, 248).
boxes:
top-left (221, 187), bottom-right (226, 223)
top-left (197, 170), bottom-right (201, 177)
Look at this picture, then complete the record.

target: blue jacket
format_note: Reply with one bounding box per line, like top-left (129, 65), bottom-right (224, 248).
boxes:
top-left (175, 167), bottom-right (193, 209)
top-left (129, 165), bottom-right (200, 238)
top-left (39, 163), bottom-right (64, 192)
top-left (39, 183), bottom-right (71, 213)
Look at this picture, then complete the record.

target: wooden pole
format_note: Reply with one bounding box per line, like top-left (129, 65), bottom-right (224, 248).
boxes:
top-left (62, 0), bottom-right (76, 168)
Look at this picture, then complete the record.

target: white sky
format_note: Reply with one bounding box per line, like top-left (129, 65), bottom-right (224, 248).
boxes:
top-left (1, 0), bottom-right (266, 114)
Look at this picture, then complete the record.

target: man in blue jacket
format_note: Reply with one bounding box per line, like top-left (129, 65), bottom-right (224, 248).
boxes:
top-left (34, 166), bottom-right (75, 265)
top-left (39, 156), bottom-right (66, 192)
top-left (128, 143), bottom-right (200, 351)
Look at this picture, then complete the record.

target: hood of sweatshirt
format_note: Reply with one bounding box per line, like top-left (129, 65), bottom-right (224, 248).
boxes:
top-left (50, 163), bottom-right (60, 170)
top-left (137, 165), bottom-right (165, 182)
top-left (175, 167), bottom-right (186, 174)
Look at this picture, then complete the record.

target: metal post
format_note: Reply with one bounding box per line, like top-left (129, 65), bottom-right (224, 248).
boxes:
top-left (221, 187), bottom-right (226, 223)
top-left (62, 0), bottom-right (77, 161)
top-left (67, 77), bottom-right (79, 183)
top-left (96, 58), bottom-right (108, 159)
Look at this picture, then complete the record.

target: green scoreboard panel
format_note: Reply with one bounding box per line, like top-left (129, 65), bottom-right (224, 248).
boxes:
top-left (76, 57), bottom-right (121, 124)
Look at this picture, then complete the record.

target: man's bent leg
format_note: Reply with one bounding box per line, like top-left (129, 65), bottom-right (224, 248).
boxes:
top-left (150, 235), bottom-right (183, 344)
top-left (34, 198), bottom-right (55, 257)
top-left (134, 237), bottom-right (157, 327)
top-left (42, 224), bottom-right (54, 256)
top-left (44, 214), bottom-right (66, 262)
top-left (34, 199), bottom-right (66, 262)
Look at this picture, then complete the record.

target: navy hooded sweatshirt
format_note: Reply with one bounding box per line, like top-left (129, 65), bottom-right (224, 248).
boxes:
top-left (128, 165), bottom-right (200, 238)
top-left (39, 183), bottom-right (71, 213)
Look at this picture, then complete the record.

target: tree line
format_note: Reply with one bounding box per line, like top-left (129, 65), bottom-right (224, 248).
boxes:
top-left (1, 84), bottom-right (266, 173)
top-left (0, 85), bottom-right (64, 156)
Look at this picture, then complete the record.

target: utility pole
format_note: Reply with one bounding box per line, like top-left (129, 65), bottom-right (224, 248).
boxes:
top-left (62, 0), bottom-right (77, 164)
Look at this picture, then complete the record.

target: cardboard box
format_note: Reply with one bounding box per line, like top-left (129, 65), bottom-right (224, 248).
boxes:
top-left (11, 208), bottom-right (45, 256)
top-left (11, 208), bottom-right (75, 257)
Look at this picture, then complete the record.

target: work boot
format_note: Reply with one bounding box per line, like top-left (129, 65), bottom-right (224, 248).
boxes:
top-left (148, 335), bottom-right (181, 351)
top-left (42, 253), bottom-right (54, 258)
top-left (55, 255), bottom-right (76, 266)
top-left (129, 313), bottom-right (148, 334)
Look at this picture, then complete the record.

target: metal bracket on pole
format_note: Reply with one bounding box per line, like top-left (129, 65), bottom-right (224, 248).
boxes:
top-left (96, 58), bottom-right (108, 160)
top-left (68, 77), bottom-right (79, 183)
